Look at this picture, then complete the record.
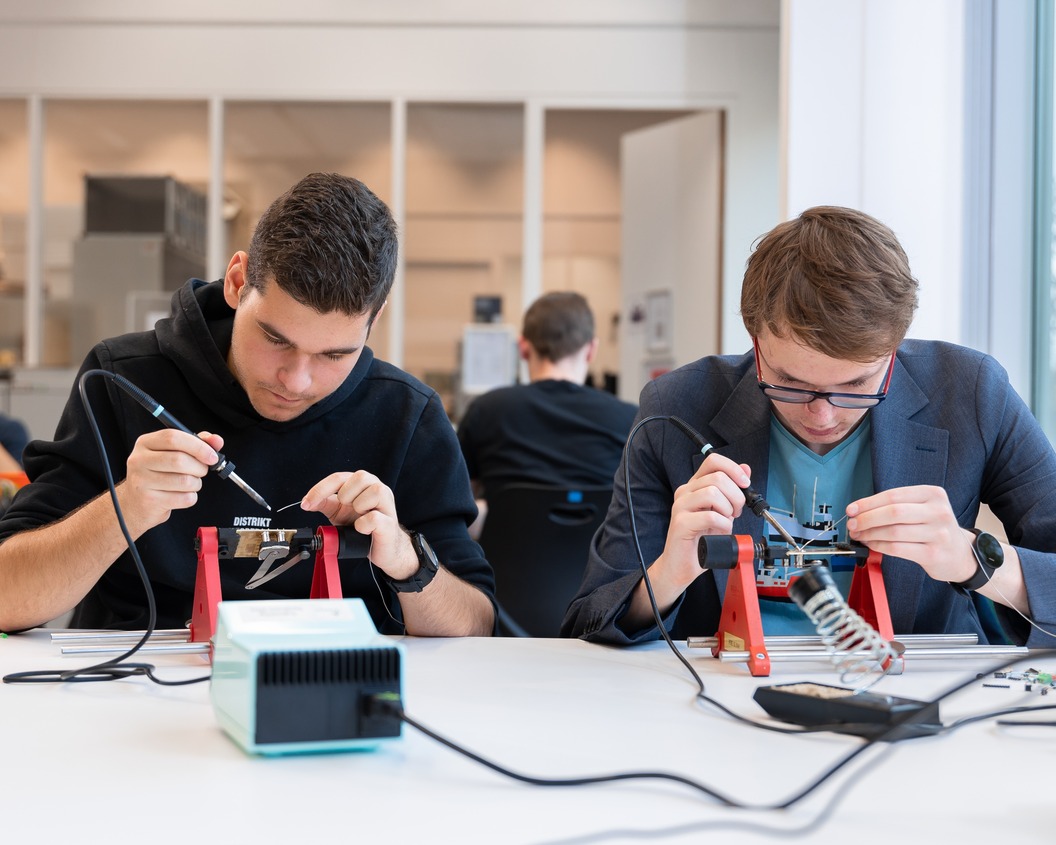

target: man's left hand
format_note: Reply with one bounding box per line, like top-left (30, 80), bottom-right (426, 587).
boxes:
top-left (300, 470), bottom-right (418, 581)
top-left (846, 484), bottom-right (977, 583)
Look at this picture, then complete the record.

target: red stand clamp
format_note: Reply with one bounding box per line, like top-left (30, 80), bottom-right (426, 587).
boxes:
top-left (190, 528), bottom-right (223, 646)
top-left (708, 537), bottom-right (893, 677)
top-left (189, 526), bottom-right (345, 649)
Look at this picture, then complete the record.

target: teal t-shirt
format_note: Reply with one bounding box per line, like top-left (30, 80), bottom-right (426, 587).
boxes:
top-left (758, 415), bottom-right (874, 634)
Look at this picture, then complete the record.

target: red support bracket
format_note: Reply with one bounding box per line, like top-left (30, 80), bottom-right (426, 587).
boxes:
top-left (712, 535), bottom-right (771, 677)
top-left (310, 525), bottom-right (344, 600)
top-left (189, 527), bottom-right (222, 646)
top-left (847, 548), bottom-right (893, 640)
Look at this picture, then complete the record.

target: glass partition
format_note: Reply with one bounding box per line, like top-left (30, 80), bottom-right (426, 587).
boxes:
top-left (224, 101), bottom-right (393, 358)
top-left (0, 99), bottom-right (28, 369)
top-left (542, 108), bottom-right (694, 393)
top-left (2, 96), bottom-right (709, 426)
top-left (405, 103), bottom-right (524, 417)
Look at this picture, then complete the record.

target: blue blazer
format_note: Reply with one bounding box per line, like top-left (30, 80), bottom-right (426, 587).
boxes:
top-left (562, 340), bottom-right (1056, 647)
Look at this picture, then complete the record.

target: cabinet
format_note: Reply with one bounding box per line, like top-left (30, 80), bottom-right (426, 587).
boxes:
top-left (70, 176), bottom-right (207, 363)
top-left (70, 234), bottom-right (204, 363)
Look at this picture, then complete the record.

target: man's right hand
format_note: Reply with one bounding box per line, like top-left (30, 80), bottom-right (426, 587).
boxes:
top-left (0, 427), bottom-right (226, 632)
top-left (116, 429), bottom-right (224, 536)
top-left (659, 452), bottom-right (753, 585)
top-left (624, 452), bottom-right (753, 630)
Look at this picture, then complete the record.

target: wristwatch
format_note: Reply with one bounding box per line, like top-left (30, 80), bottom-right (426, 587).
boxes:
top-left (951, 527), bottom-right (1004, 591)
top-left (386, 531), bottom-right (440, 593)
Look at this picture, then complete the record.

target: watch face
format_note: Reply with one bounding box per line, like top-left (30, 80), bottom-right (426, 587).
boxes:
top-left (413, 532), bottom-right (439, 571)
top-left (975, 531), bottom-right (1004, 568)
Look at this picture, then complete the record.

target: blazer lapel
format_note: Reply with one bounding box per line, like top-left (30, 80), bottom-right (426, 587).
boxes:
top-left (871, 357), bottom-right (949, 490)
top-left (868, 356), bottom-right (949, 627)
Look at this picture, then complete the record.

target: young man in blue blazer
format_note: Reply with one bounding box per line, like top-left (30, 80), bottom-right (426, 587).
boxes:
top-left (564, 206), bottom-right (1056, 648)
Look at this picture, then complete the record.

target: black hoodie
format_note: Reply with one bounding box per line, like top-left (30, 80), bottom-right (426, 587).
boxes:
top-left (0, 279), bottom-right (494, 631)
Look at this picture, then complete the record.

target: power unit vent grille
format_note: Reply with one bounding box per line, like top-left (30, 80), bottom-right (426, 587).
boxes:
top-left (258, 648), bottom-right (401, 686)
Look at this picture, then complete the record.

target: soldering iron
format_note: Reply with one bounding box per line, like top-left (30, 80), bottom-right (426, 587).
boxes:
top-left (84, 369), bottom-right (272, 511)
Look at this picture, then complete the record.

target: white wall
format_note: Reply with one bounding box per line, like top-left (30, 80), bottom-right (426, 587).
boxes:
top-left (782, 0), bottom-right (1036, 398)
top-left (783, 0), bottom-right (966, 350)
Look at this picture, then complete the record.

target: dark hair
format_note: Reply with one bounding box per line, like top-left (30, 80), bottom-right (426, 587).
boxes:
top-left (246, 172), bottom-right (398, 321)
top-left (522, 292), bottom-right (595, 362)
top-left (740, 206), bottom-right (919, 361)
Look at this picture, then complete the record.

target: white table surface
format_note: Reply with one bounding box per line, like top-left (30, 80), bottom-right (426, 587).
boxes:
top-left (0, 629), bottom-right (1052, 844)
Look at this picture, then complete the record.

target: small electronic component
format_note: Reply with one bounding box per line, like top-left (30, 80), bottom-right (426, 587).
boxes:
top-left (988, 668), bottom-right (1055, 694)
top-left (753, 681), bottom-right (941, 740)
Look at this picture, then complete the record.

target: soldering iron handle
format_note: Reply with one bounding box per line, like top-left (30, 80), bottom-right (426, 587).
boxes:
top-left (666, 415), bottom-right (771, 517)
top-left (92, 369), bottom-right (229, 472)
top-left (743, 488), bottom-right (770, 517)
top-left (667, 416), bottom-right (711, 453)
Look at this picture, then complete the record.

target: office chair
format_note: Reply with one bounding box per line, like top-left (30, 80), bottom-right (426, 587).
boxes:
top-left (478, 483), bottom-right (612, 637)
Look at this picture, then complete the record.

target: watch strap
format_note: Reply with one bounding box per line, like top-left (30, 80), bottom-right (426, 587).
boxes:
top-left (951, 528), bottom-right (1002, 592)
top-left (386, 531), bottom-right (440, 593)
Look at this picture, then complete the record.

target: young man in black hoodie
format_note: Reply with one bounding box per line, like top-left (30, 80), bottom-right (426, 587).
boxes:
top-left (0, 173), bottom-right (495, 636)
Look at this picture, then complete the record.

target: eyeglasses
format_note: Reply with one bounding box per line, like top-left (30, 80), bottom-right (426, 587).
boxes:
top-left (753, 338), bottom-right (895, 409)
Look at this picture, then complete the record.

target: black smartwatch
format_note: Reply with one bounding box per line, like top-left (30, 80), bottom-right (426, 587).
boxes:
top-left (951, 528), bottom-right (1004, 591)
top-left (386, 531), bottom-right (440, 593)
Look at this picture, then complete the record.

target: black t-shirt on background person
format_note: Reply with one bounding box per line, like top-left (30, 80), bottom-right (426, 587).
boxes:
top-left (457, 379), bottom-right (637, 500)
